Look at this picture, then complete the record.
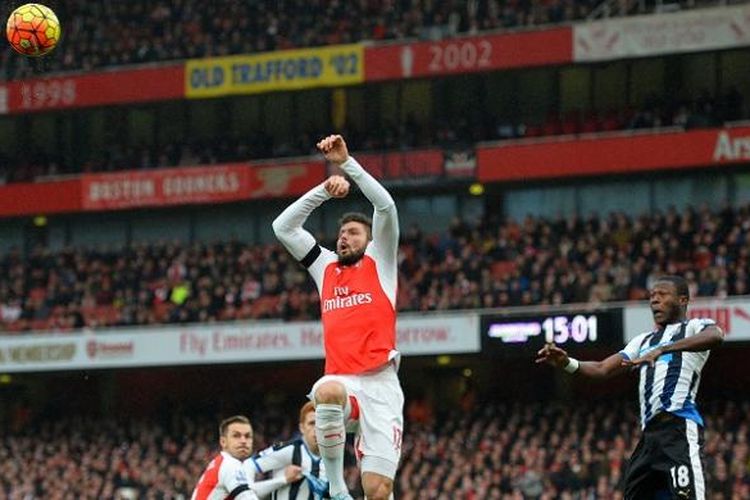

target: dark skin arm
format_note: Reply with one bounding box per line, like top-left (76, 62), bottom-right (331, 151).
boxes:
top-left (535, 343), bottom-right (629, 379)
top-left (624, 325), bottom-right (724, 367)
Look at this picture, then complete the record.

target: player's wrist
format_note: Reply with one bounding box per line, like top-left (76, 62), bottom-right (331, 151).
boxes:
top-left (319, 183), bottom-right (334, 199)
top-left (563, 357), bottom-right (580, 374)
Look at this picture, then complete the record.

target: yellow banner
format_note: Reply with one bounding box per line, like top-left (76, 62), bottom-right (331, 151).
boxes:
top-left (186, 44), bottom-right (364, 98)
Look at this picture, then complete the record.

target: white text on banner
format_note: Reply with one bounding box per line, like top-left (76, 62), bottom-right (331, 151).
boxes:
top-left (0, 313), bottom-right (479, 373)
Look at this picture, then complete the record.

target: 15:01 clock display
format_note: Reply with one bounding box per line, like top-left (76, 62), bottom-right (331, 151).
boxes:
top-left (482, 310), bottom-right (624, 351)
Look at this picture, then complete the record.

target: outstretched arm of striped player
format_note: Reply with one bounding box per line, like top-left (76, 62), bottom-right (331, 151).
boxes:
top-left (535, 343), bottom-right (629, 379)
top-left (251, 465), bottom-right (303, 497)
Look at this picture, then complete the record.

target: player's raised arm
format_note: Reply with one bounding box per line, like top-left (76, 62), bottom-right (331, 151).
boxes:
top-left (317, 134), bottom-right (399, 261)
top-left (271, 175), bottom-right (349, 262)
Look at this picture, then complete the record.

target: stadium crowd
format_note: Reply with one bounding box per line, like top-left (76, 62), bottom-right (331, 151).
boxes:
top-left (1, 398), bottom-right (748, 498)
top-left (1, 0), bottom-right (602, 81)
top-left (1, 202), bottom-right (748, 333)
top-left (3, 86), bottom-right (744, 184)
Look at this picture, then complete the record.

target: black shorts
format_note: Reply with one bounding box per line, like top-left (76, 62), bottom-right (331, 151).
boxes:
top-left (624, 412), bottom-right (707, 500)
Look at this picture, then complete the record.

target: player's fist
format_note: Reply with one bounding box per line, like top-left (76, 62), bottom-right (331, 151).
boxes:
top-left (284, 465), bottom-right (304, 483)
top-left (317, 134), bottom-right (349, 165)
top-left (324, 175), bottom-right (350, 198)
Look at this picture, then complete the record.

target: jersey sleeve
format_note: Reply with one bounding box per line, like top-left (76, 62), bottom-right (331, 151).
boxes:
top-left (272, 183), bottom-right (338, 291)
top-left (218, 458), bottom-right (257, 499)
top-left (339, 156), bottom-right (399, 305)
top-left (272, 183), bottom-right (335, 263)
top-left (685, 317), bottom-right (717, 338)
top-left (619, 332), bottom-right (650, 361)
top-left (252, 443), bottom-right (295, 474)
top-left (251, 476), bottom-right (288, 497)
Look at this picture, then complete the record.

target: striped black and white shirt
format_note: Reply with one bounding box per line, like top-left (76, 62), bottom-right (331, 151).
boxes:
top-left (252, 437), bottom-right (326, 500)
top-left (620, 318), bottom-right (716, 429)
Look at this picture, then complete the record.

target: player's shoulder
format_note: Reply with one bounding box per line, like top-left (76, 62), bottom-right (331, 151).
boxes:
top-left (255, 438), bottom-right (301, 458)
top-left (686, 316), bottom-right (715, 325)
top-left (216, 453), bottom-right (252, 484)
top-left (269, 437), bottom-right (302, 452)
top-left (630, 330), bottom-right (654, 345)
top-left (686, 317), bottom-right (717, 332)
top-left (218, 451), bottom-right (243, 469)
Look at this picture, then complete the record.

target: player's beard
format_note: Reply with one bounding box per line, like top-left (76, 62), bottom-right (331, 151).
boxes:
top-left (338, 247), bottom-right (366, 266)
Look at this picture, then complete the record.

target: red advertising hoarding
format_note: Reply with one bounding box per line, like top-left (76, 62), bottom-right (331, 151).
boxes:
top-left (477, 126), bottom-right (750, 182)
top-left (1, 125), bottom-right (747, 217)
top-left (345, 149), bottom-right (445, 180)
top-left (246, 160), bottom-right (327, 199)
top-left (81, 164), bottom-right (251, 210)
top-left (0, 179), bottom-right (81, 216)
top-left (0, 65), bottom-right (184, 114)
top-left (364, 28), bottom-right (572, 82)
top-left (81, 161), bottom-right (326, 211)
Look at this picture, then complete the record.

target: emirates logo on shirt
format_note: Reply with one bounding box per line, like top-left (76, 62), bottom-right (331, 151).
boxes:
top-left (323, 286), bottom-right (373, 313)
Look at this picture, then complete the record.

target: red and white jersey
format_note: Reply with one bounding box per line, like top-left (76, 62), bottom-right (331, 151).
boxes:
top-left (191, 452), bottom-right (258, 500)
top-left (273, 156), bottom-right (399, 374)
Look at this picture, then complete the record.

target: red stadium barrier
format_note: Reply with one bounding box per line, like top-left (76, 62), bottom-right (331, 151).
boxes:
top-left (345, 149), bottom-right (445, 181)
top-left (0, 179), bottom-right (81, 216)
top-left (364, 27), bottom-right (573, 82)
top-left (0, 160), bottom-right (325, 216)
top-left (477, 125), bottom-right (750, 182)
top-left (0, 64), bottom-right (184, 114)
top-left (81, 161), bottom-right (326, 210)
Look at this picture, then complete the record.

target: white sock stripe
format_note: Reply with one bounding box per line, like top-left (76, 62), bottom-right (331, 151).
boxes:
top-left (686, 419), bottom-right (706, 500)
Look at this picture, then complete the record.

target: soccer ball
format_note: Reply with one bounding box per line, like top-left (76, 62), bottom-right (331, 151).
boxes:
top-left (6, 3), bottom-right (60, 56)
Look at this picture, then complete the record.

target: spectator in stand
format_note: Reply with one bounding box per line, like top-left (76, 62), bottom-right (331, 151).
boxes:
top-left (1, 399), bottom-right (748, 498)
top-left (0, 0), bottom-right (602, 82)
top-left (0, 203), bottom-right (749, 333)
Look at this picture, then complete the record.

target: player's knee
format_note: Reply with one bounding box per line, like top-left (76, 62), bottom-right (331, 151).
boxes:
top-left (314, 381), bottom-right (347, 405)
top-left (363, 476), bottom-right (393, 500)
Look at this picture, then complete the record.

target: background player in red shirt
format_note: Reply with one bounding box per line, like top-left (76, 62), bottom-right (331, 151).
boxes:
top-left (191, 415), bottom-right (303, 500)
top-left (273, 135), bottom-right (404, 500)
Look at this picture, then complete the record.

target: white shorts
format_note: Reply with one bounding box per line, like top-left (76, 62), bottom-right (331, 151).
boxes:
top-left (308, 363), bottom-right (404, 479)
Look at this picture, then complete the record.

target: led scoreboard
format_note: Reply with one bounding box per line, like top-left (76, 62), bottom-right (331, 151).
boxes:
top-left (481, 310), bottom-right (624, 354)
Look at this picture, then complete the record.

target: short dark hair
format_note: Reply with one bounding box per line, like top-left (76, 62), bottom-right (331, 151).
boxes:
top-left (339, 212), bottom-right (372, 237)
top-left (655, 275), bottom-right (690, 300)
top-left (219, 415), bottom-right (251, 436)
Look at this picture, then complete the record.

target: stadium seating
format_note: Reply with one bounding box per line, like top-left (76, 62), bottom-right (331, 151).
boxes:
top-left (1, 203), bottom-right (748, 333)
top-left (1, 399), bottom-right (747, 498)
top-left (0, 0), bottom-right (601, 82)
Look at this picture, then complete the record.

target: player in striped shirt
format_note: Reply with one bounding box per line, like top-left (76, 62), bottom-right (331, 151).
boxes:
top-left (191, 416), bottom-right (304, 500)
top-left (273, 135), bottom-right (403, 500)
top-left (252, 402), bottom-right (329, 500)
top-left (536, 275), bottom-right (724, 499)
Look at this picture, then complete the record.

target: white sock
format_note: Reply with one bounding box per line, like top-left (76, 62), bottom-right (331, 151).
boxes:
top-left (315, 403), bottom-right (348, 496)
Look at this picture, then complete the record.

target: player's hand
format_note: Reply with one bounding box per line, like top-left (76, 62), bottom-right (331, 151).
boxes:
top-left (535, 343), bottom-right (570, 369)
top-left (317, 134), bottom-right (349, 164)
top-left (324, 175), bottom-right (350, 198)
top-left (623, 347), bottom-right (663, 368)
top-left (284, 465), bottom-right (303, 483)
top-left (302, 471), bottom-right (329, 499)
